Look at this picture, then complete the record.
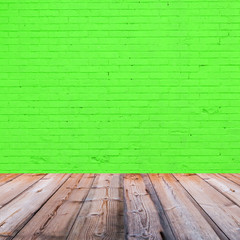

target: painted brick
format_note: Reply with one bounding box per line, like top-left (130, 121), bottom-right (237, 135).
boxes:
top-left (0, 0), bottom-right (240, 172)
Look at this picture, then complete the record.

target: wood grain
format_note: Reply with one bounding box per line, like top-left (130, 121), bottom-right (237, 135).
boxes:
top-left (149, 174), bottom-right (220, 240)
top-left (14, 174), bottom-right (84, 239)
top-left (67, 174), bottom-right (124, 240)
top-left (0, 174), bottom-right (45, 209)
top-left (198, 174), bottom-right (240, 207)
top-left (0, 174), bottom-right (70, 239)
top-left (0, 174), bottom-right (239, 240)
top-left (174, 174), bottom-right (240, 240)
top-left (142, 174), bottom-right (175, 240)
top-left (220, 174), bottom-right (240, 185)
top-left (0, 174), bottom-right (21, 187)
top-left (124, 174), bottom-right (164, 240)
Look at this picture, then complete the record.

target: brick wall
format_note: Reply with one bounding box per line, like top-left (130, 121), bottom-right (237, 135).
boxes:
top-left (0, 0), bottom-right (239, 172)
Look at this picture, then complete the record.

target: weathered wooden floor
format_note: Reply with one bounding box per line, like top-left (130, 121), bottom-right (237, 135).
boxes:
top-left (0, 174), bottom-right (239, 240)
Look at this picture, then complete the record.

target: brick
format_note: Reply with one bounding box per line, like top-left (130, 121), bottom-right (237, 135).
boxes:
top-left (0, 0), bottom-right (239, 172)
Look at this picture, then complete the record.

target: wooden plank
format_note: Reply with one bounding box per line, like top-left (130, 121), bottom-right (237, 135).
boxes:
top-left (149, 174), bottom-right (220, 240)
top-left (14, 174), bottom-right (96, 240)
top-left (142, 174), bottom-right (175, 240)
top-left (174, 174), bottom-right (240, 240)
top-left (232, 174), bottom-right (240, 177)
top-left (198, 174), bottom-right (240, 207)
top-left (0, 174), bottom-right (70, 239)
top-left (220, 174), bottom-right (240, 185)
top-left (67, 174), bottom-right (124, 240)
top-left (124, 174), bottom-right (164, 240)
top-left (0, 174), bottom-right (21, 187)
top-left (0, 174), bottom-right (45, 209)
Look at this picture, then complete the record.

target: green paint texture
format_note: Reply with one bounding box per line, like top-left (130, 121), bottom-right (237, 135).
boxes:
top-left (0, 0), bottom-right (240, 173)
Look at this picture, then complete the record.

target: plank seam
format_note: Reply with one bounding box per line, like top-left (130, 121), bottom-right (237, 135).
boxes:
top-left (123, 174), bottom-right (129, 240)
top-left (172, 174), bottom-right (230, 240)
top-left (143, 174), bottom-right (176, 240)
top-left (0, 174), bottom-right (47, 210)
top-left (9, 174), bottom-right (72, 240)
top-left (219, 174), bottom-right (240, 186)
top-left (197, 174), bottom-right (240, 208)
top-left (0, 174), bottom-right (23, 187)
top-left (66, 174), bottom-right (97, 240)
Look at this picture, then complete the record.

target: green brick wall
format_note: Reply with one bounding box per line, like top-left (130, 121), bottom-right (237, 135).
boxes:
top-left (0, 0), bottom-right (240, 173)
